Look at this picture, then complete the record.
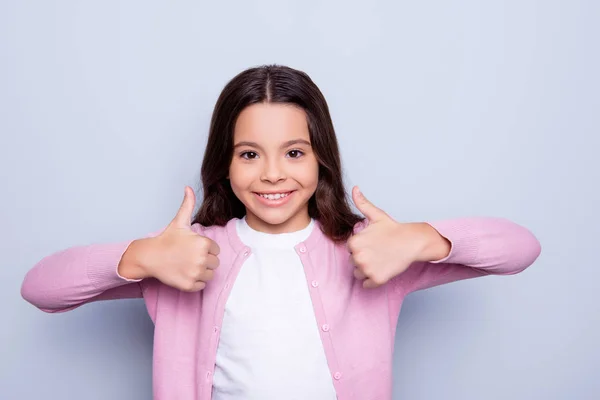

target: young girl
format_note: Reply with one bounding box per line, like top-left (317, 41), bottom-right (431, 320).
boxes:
top-left (21, 65), bottom-right (542, 400)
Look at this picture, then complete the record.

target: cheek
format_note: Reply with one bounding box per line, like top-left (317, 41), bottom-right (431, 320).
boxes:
top-left (299, 160), bottom-right (319, 188)
top-left (229, 163), bottom-right (253, 189)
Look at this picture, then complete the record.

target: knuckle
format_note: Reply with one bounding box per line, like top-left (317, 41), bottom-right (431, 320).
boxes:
top-left (191, 268), bottom-right (203, 281)
top-left (187, 265), bottom-right (204, 280)
top-left (347, 236), bottom-right (358, 252)
top-left (197, 237), bottom-right (211, 251)
top-left (353, 252), bottom-right (367, 266)
top-left (361, 264), bottom-right (374, 277)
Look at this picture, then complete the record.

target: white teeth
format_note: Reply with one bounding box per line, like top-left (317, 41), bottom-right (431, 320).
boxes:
top-left (259, 192), bottom-right (289, 200)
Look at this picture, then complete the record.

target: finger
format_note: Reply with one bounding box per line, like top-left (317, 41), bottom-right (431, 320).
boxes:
top-left (349, 253), bottom-right (358, 267)
top-left (171, 186), bottom-right (196, 229)
top-left (207, 239), bottom-right (220, 256)
top-left (352, 186), bottom-right (388, 223)
top-left (198, 268), bottom-right (215, 282)
top-left (362, 278), bottom-right (381, 289)
top-left (205, 254), bottom-right (220, 270)
top-left (349, 252), bottom-right (367, 269)
top-left (353, 266), bottom-right (367, 280)
top-left (181, 280), bottom-right (206, 292)
top-left (190, 281), bottom-right (207, 292)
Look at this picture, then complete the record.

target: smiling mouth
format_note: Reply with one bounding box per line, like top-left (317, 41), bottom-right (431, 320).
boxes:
top-left (254, 191), bottom-right (294, 200)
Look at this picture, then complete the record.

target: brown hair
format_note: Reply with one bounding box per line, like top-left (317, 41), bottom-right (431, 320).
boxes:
top-left (192, 64), bottom-right (363, 242)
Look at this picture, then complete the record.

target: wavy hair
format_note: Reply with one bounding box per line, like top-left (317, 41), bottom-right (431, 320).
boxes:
top-left (192, 64), bottom-right (363, 242)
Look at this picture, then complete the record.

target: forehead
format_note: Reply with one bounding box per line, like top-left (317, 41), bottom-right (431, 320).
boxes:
top-left (234, 103), bottom-right (310, 144)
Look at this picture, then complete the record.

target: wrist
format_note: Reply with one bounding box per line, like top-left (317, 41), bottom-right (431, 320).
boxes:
top-left (118, 238), bottom-right (153, 280)
top-left (414, 222), bottom-right (451, 262)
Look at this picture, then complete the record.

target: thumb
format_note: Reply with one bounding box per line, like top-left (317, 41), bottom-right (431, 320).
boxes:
top-left (352, 186), bottom-right (388, 223)
top-left (171, 186), bottom-right (196, 228)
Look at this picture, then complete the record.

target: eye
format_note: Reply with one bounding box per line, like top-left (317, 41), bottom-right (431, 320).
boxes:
top-left (287, 149), bottom-right (304, 159)
top-left (240, 151), bottom-right (258, 160)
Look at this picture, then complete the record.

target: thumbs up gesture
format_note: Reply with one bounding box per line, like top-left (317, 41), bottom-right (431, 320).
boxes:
top-left (348, 186), bottom-right (451, 289)
top-left (120, 186), bottom-right (220, 292)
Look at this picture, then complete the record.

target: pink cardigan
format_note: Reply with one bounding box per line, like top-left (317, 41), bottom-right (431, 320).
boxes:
top-left (21, 217), bottom-right (541, 399)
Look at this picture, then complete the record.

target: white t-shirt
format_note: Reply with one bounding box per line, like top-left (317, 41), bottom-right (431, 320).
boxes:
top-left (211, 217), bottom-right (337, 400)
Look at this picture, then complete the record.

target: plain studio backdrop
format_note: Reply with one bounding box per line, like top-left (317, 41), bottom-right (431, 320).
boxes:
top-left (1, 1), bottom-right (598, 399)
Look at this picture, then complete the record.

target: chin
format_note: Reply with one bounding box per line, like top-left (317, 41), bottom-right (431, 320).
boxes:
top-left (237, 188), bottom-right (315, 232)
top-left (249, 209), bottom-right (297, 226)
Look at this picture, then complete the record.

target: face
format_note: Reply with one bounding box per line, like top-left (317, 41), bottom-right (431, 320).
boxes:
top-left (229, 102), bottom-right (319, 234)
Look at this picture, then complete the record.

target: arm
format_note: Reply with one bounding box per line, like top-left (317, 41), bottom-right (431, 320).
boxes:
top-left (349, 187), bottom-right (541, 291)
top-left (21, 230), bottom-right (163, 313)
top-left (22, 186), bottom-right (220, 313)
top-left (394, 217), bottom-right (542, 294)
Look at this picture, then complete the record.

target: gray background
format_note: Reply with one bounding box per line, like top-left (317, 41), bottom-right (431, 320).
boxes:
top-left (2, 1), bottom-right (598, 399)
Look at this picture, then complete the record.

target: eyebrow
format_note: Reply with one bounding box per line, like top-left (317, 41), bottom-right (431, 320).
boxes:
top-left (233, 139), bottom-right (311, 150)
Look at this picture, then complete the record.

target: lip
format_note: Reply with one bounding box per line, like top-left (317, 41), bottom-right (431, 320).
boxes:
top-left (254, 190), bottom-right (295, 195)
top-left (253, 190), bottom-right (295, 207)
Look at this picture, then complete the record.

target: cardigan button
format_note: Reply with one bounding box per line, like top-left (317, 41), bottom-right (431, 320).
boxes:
top-left (334, 372), bottom-right (342, 380)
top-left (321, 324), bottom-right (330, 332)
top-left (206, 371), bottom-right (212, 382)
top-left (311, 280), bottom-right (319, 288)
top-left (298, 245), bottom-right (307, 253)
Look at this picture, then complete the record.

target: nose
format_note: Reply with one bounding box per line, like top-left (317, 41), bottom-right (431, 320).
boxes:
top-left (260, 158), bottom-right (285, 183)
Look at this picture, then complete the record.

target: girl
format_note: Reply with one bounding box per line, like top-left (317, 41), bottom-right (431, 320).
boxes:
top-left (21, 65), bottom-right (542, 400)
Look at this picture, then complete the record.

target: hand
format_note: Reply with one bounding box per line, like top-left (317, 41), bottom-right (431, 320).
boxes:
top-left (348, 186), bottom-right (450, 289)
top-left (120, 186), bottom-right (220, 292)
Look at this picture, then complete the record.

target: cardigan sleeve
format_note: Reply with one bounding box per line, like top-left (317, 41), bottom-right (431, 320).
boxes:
top-left (21, 227), bottom-right (167, 313)
top-left (389, 217), bottom-right (541, 295)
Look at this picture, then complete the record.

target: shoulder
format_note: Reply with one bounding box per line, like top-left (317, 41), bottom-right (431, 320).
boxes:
top-left (316, 218), bottom-right (369, 252)
top-left (190, 219), bottom-right (238, 251)
top-left (191, 222), bottom-right (226, 238)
